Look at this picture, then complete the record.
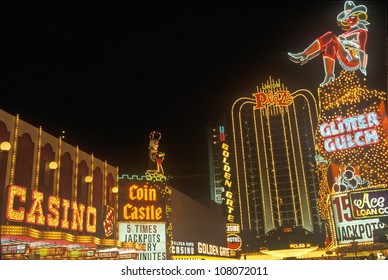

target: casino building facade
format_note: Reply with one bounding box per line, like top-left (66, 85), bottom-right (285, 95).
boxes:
top-left (0, 108), bottom-right (141, 259)
top-left (1, 108), bottom-right (237, 260)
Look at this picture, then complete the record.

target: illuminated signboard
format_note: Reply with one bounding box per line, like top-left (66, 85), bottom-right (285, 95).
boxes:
top-left (295, 1), bottom-right (388, 250)
top-left (216, 125), bottom-right (241, 249)
top-left (226, 223), bottom-right (240, 234)
top-left (253, 80), bottom-right (293, 109)
top-left (287, 1), bottom-right (369, 87)
top-left (118, 183), bottom-right (167, 222)
top-left (172, 241), bottom-right (230, 258)
top-left (226, 234), bottom-right (242, 250)
top-left (198, 242), bottom-right (230, 257)
top-left (66, 249), bottom-right (95, 258)
top-left (1, 244), bottom-right (28, 255)
top-left (330, 192), bottom-right (386, 245)
top-left (96, 251), bottom-right (119, 259)
top-left (119, 222), bottom-right (166, 260)
top-left (30, 247), bottom-right (66, 257)
top-left (315, 71), bottom-right (388, 243)
top-left (117, 175), bottom-right (172, 260)
top-left (289, 243), bottom-right (311, 249)
top-left (225, 223), bottom-right (242, 251)
top-left (172, 241), bottom-right (195, 255)
top-left (218, 127), bottom-right (240, 248)
top-left (315, 71), bottom-right (388, 187)
top-left (349, 188), bottom-right (388, 219)
top-left (3, 185), bottom-right (97, 234)
top-left (319, 112), bottom-right (380, 153)
top-left (119, 252), bottom-right (138, 259)
top-left (221, 143), bottom-right (235, 223)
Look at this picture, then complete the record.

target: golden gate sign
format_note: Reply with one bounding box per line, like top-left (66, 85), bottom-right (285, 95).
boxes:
top-left (222, 143), bottom-right (235, 223)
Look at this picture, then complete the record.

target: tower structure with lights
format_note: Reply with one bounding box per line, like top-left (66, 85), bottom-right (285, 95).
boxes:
top-left (209, 77), bottom-right (325, 252)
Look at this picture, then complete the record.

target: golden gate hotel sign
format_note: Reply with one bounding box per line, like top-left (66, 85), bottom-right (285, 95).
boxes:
top-left (172, 241), bottom-right (230, 259)
top-left (117, 179), bottom-right (171, 260)
top-left (221, 141), bottom-right (235, 223)
top-left (218, 126), bottom-right (241, 253)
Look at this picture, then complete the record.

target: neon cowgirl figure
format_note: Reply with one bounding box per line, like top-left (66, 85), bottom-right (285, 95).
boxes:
top-left (288, 1), bottom-right (369, 87)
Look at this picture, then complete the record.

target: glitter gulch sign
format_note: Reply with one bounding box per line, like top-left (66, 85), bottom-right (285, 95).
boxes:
top-left (319, 112), bottom-right (380, 153)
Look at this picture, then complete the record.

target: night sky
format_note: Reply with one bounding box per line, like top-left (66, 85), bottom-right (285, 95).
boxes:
top-left (2, 1), bottom-right (387, 199)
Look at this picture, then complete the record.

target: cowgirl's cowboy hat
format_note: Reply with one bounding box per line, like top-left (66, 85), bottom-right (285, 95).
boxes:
top-left (337, 1), bottom-right (367, 22)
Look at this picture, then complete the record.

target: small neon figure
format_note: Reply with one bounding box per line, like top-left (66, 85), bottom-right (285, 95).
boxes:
top-left (288, 1), bottom-right (369, 87)
top-left (148, 131), bottom-right (165, 174)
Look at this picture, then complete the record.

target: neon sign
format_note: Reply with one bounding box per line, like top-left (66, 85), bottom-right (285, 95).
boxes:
top-left (290, 243), bottom-right (311, 249)
top-left (319, 112), bottom-right (380, 153)
top-left (226, 234), bottom-right (242, 250)
top-left (287, 1), bottom-right (369, 87)
top-left (1, 244), bottom-right (28, 255)
top-left (30, 247), bottom-right (67, 257)
top-left (197, 242), bottom-right (230, 257)
top-left (122, 204), bottom-right (162, 220)
top-left (331, 192), bottom-right (385, 244)
top-left (222, 143), bottom-right (235, 223)
top-left (219, 125), bottom-right (225, 142)
top-left (128, 184), bottom-right (157, 201)
top-left (226, 223), bottom-right (240, 234)
top-left (121, 184), bottom-right (163, 221)
top-left (4, 185), bottom-right (97, 234)
top-left (349, 189), bottom-right (388, 219)
top-left (253, 90), bottom-right (293, 109)
top-left (172, 241), bottom-right (195, 255)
